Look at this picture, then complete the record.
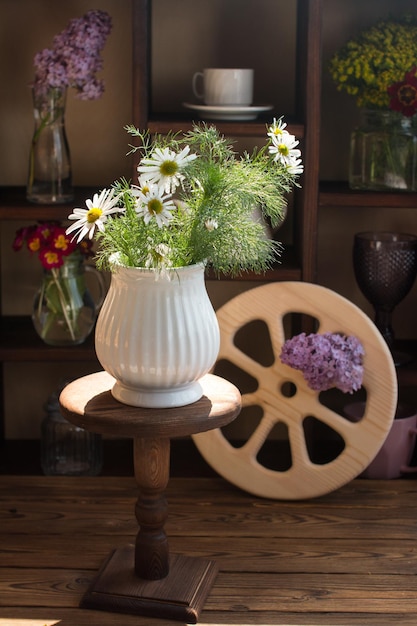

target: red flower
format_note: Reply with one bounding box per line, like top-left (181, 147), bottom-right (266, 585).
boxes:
top-left (50, 226), bottom-right (77, 256)
top-left (26, 230), bottom-right (43, 253)
top-left (12, 226), bottom-right (32, 251)
top-left (39, 248), bottom-right (64, 269)
top-left (37, 223), bottom-right (54, 243)
top-left (24, 223), bottom-right (54, 253)
top-left (388, 67), bottom-right (417, 117)
top-left (13, 221), bottom-right (94, 269)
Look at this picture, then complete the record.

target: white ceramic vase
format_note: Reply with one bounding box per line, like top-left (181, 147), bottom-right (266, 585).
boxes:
top-left (95, 262), bottom-right (220, 408)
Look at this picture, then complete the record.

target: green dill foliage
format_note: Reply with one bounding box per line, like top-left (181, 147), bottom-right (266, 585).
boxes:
top-left (68, 121), bottom-right (302, 277)
top-left (329, 14), bottom-right (417, 109)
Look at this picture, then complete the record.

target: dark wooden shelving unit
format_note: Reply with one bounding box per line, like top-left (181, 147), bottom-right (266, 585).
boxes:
top-left (2, 0), bottom-right (416, 468)
top-left (3, 0), bottom-right (417, 451)
top-left (0, 0), bottom-right (323, 448)
top-left (0, 187), bottom-right (102, 440)
top-left (132, 0), bottom-right (322, 285)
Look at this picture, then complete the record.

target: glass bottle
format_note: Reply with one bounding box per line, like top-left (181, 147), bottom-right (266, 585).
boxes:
top-left (349, 110), bottom-right (417, 192)
top-left (26, 85), bottom-right (73, 204)
top-left (41, 387), bottom-right (103, 476)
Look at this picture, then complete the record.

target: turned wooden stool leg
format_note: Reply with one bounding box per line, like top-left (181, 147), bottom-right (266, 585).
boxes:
top-left (134, 436), bottom-right (170, 579)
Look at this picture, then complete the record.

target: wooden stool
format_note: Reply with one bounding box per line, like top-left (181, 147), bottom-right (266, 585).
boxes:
top-left (60, 371), bottom-right (241, 623)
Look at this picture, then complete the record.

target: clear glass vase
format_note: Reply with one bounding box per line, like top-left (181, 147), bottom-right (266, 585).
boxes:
top-left (349, 110), bottom-right (417, 192)
top-left (41, 387), bottom-right (103, 476)
top-left (32, 251), bottom-right (106, 346)
top-left (26, 86), bottom-right (74, 204)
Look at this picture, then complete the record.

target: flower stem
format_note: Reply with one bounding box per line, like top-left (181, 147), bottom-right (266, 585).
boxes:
top-left (51, 268), bottom-right (76, 341)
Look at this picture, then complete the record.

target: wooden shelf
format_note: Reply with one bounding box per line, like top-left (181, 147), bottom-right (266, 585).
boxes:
top-left (319, 181), bottom-right (417, 209)
top-left (0, 316), bottom-right (99, 362)
top-left (0, 186), bottom-right (98, 221)
top-left (147, 115), bottom-right (305, 139)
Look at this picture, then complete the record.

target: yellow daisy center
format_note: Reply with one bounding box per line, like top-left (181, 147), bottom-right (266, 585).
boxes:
top-left (160, 160), bottom-right (178, 177)
top-left (87, 207), bottom-right (103, 223)
top-left (278, 143), bottom-right (289, 156)
top-left (148, 198), bottom-right (163, 215)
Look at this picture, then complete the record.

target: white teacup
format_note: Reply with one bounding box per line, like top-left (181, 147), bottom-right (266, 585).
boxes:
top-left (192, 68), bottom-right (254, 107)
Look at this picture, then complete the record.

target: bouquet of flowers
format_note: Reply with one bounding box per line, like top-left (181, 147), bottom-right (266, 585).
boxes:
top-left (280, 332), bottom-right (364, 394)
top-left (27, 10), bottom-right (112, 203)
top-left (329, 15), bottom-right (417, 191)
top-left (66, 119), bottom-right (303, 277)
top-left (329, 15), bottom-right (417, 114)
top-left (13, 223), bottom-right (94, 343)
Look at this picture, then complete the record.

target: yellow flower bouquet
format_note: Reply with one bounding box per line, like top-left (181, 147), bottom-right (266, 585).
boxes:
top-left (329, 15), bottom-right (417, 111)
top-left (329, 15), bottom-right (417, 191)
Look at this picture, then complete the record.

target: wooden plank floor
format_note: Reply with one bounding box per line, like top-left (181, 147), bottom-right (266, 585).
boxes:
top-left (1, 475), bottom-right (417, 625)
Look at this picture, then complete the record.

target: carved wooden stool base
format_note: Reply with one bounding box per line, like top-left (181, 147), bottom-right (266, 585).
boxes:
top-left (82, 545), bottom-right (218, 623)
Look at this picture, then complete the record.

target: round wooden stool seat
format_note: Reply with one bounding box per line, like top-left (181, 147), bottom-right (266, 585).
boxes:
top-left (60, 371), bottom-right (241, 438)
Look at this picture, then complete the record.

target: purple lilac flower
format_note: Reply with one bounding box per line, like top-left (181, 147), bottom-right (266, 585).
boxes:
top-left (32, 10), bottom-right (112, 100)
top-left (280, 332), bottom-right (365, 394)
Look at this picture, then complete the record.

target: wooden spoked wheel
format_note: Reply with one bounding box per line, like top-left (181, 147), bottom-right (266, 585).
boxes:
top-left (193, 282), bottom-right (397, 499)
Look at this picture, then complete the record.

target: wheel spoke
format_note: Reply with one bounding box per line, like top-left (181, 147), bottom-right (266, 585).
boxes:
top-left (240, 411), bottom-right (276, 458)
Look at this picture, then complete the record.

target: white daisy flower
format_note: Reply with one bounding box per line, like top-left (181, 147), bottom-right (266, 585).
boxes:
top-left (145, 243), bottom-right (172, 269)
top-left (145, 243), bottom-right (174, 279)
top-left (267, 117), bottom-right (288, 141)
top-left (66, 188), bottom-right (121, 243)
top-left (131, 175), bottom-right (153, 201)
top-left (205, 218), bottom-right (219, 231)
top-left (268, 132), bottom-right (301, 167)
top-left (174, 199), bottom-right (192, 214)
top-left (138, 174), bottom-right (153, 194)
top-left (137, 145), bottom-right (197, 194)
top-left (134, 184), bottom-right (176, 228)
top-left (285, 157), bottom-right (304, 176)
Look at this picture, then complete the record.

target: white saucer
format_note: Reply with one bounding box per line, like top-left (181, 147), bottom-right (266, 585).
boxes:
top-left (183, 102), bottom-right (273, 121)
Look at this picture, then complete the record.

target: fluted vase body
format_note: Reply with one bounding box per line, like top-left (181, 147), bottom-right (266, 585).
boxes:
top-left (95, 263), bottom-right (220, 408)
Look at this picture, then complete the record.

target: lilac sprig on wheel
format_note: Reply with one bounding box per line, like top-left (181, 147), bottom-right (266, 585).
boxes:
top-left (280, 332), bottom-right (364, 393)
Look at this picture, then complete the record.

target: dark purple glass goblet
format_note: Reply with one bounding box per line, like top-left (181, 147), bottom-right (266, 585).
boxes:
top-left (353, 231), bottom-right (417, 366)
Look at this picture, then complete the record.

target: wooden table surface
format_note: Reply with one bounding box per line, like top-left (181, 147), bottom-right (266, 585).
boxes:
top-left (1, 474), bottom-right (417, 625)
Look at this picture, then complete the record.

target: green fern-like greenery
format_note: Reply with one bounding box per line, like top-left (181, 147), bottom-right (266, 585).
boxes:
top-left (95, 123), bottom-right (300, 277)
